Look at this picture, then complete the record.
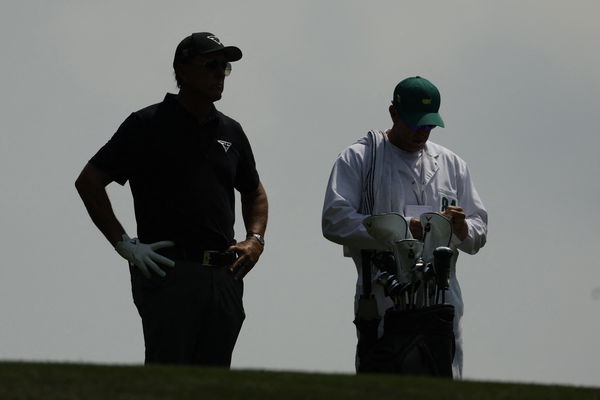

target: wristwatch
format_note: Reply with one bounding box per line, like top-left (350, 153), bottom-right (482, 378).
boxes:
top-left (247, 232), bottom-right (265, 246)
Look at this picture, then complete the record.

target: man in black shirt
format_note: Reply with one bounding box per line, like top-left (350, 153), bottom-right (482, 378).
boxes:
top-left (75, 32), bottom-right (268, 367)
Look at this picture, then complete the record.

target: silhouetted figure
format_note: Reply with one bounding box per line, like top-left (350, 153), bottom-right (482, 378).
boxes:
top-left (76, 32), bottom-right (268, 366)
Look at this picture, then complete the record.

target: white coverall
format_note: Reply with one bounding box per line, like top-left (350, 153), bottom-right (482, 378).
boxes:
top-left (322, 130), bottom-right (487, 378)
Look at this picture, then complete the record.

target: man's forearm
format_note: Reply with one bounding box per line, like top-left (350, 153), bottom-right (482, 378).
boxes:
top-left (241, 182), bottom-right (268, 236)
top-left (75, 168), bottom-right (125, 247)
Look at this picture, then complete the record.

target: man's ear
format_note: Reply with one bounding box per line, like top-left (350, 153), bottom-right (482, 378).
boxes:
top-left (389, 105), bottom-right (398, 121)
top-left (175, 64), bottom-right (189, 86)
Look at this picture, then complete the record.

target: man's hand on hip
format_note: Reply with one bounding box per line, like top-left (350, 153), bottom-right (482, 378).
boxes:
top-left (228, 237), bottom-right (264, 280)
top-left (115, 234), bottom-right (175, 278)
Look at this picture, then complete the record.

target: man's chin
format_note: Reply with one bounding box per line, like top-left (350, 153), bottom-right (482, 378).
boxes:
top-left (210, 91), bottom-right (223, 102)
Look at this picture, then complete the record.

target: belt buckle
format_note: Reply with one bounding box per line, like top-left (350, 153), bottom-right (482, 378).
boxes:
top-left (202, 251), bottom-right (216, 266)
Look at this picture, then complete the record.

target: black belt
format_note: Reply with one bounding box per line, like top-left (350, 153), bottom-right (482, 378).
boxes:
top-left (159, 247), bottom-right (237, 267)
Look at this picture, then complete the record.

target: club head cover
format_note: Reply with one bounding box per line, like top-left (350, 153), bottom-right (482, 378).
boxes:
top-left (433, 246), bottom-right (454, 290)
top-left (391, 239), bottom-right (423, 283)
top-left (420, 212), bottom-right (452, 262)
top-left (363, 213), bottom-right (411, 248)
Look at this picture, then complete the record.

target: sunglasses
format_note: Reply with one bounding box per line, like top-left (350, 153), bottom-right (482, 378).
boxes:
top-left (196, 59), bottom-right (232, 76)
top-left (406, 124), bottom-right (436, 132)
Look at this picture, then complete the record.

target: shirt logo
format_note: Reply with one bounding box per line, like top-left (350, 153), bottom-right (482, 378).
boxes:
top-left (217, 140), bottom-right (232, 153)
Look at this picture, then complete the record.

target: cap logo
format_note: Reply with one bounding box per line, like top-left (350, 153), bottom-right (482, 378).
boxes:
top-left (206, 35), bottom-right (222, 45)
top-left (422, 98), bottom-right (432, 105)
top-left (395, 94), bottom-right (402, 103)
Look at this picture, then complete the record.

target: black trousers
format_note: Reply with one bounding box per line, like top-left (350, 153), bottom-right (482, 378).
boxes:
top-left (130, 260), bottom-right (245, 366)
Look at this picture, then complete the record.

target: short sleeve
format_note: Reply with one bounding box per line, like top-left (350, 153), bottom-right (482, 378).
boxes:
top-left (234, 129), bottom-right (260, 193)
top-left (89, 113), bottom-right (145, 185)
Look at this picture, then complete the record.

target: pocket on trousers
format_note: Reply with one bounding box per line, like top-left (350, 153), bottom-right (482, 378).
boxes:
top-left (222, 268), bottom-right (245, 318)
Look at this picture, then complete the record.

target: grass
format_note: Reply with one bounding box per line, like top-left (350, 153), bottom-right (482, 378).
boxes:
top-left (1, 361), bottom-right (599, 400)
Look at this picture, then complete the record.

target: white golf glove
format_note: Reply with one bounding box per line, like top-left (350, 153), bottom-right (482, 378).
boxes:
top-left (115, 234), bottom-right (176, 278)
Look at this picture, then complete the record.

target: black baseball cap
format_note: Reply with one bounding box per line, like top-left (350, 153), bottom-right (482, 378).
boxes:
top-left (392, 76), bottom-right (445, 127)
top-left (173, 32), bottom-right (242, 68)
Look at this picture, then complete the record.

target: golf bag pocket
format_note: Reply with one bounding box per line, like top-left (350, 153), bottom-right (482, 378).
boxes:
top-left (357, 304), bottom-right (455, 377)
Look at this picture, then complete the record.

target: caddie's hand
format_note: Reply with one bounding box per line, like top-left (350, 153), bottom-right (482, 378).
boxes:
top-left (442, 206), bottom-right (469, 241)
top-left (409, 218), bottom-right (423, 239)
top-left (115, 234), bottom-right (176, 279)
top-left (228, 237), bottom-right (264, 280)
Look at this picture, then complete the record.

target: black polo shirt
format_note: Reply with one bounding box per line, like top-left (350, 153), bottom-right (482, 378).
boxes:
top-left (90, 93), bottom-right (260, 250)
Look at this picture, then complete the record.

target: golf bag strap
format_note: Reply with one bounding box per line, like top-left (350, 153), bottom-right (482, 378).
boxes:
top-left (361, 250), bottom-right (373, 296)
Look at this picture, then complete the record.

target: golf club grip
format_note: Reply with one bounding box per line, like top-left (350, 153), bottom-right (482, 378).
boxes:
top-left (433, 246), bottom-right (453, 289)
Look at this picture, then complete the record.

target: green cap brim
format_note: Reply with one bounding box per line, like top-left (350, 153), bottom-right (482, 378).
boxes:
top-left (400, 111), bottom-right (445, 128)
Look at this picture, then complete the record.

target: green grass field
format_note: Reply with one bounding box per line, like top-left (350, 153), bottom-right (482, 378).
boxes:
top-left (1, 361), bottom-right (598, 400)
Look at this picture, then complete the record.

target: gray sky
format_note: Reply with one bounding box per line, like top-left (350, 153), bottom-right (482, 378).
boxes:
top-left (1, 0), bottom-right (599, 387)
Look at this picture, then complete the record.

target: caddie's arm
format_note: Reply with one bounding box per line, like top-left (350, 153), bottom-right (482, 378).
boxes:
top-left (322, 154), bottom-right (389, 250)
top-left (228, 181), bottom-right (268, 280)
top-left (437, 164), bottom-right (488, 254)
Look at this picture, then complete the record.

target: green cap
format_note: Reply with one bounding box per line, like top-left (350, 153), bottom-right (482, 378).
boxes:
top-left (392, 76), bottom-right (445, 128)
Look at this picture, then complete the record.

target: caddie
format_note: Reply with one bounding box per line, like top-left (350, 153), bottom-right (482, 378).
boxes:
top-left (321, 76), bottom-right (487, 377)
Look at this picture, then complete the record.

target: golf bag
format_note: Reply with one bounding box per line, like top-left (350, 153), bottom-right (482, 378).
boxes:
top-left (356, 304), bottom-right (455, 377)
top-left (355, 213), bottom-right (457, 377)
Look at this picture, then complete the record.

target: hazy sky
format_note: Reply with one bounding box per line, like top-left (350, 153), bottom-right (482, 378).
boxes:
top-left (1, 0), bottom-right (599, 388)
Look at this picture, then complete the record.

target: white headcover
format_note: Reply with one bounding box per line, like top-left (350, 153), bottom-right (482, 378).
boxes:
top-left (362, 213), bottom-right (411, 248)
top-left (419, 212), bottom-right (452, 263)
top-left (391, 239), bottom-right (423, 283)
